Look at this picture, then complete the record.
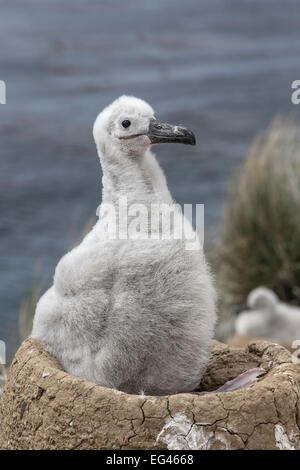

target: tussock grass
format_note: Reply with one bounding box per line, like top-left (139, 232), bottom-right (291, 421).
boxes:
top-left (19, 283), bottom-right (41, 342)
top-left (212, 118), bottom-right (300, 337)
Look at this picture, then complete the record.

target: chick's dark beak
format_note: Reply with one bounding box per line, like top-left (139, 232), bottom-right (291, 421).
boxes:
top-left (235, 304), bottom-right (251, 315)
top-left (148, 119), bottom-right (196, 146)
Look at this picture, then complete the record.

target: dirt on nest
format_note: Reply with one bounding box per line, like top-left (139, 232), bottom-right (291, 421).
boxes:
top-left (0, 338), bottom-right (300, 450)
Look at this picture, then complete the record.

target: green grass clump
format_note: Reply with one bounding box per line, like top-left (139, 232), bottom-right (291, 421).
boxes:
top-left (212, 118), bottom-right (300, 333)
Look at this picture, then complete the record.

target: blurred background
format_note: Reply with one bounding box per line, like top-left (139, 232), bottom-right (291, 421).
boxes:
top-left (1, 0), bottom-right (300, 366)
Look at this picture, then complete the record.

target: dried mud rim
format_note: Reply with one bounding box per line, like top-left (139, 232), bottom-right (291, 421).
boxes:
top-left (0, 338), bottom-right (300, 450)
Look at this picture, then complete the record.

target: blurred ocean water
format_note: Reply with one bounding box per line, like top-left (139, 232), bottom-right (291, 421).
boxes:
top-left (1, 0), bottom-right (300, 359)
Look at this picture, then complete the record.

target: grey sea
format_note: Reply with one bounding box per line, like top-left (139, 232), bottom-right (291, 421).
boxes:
top-left (1, 0), bottom-right (300, 360)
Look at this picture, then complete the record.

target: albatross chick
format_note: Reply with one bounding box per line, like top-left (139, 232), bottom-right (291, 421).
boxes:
top-left (32, 96), bottom-right (229, 395)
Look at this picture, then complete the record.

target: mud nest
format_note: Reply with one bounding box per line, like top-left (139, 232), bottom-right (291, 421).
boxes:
top-left (0, 338), bottom-right (300, 450)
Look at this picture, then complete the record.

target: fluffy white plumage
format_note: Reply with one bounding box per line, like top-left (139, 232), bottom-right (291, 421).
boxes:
top-left (32, 96), bottom-right (217, 395)
top-left (235, 287), bottom-right (300, 343)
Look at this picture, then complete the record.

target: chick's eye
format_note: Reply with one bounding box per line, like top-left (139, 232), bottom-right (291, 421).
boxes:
top-left (122, 120), bottom-right (131, 129)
